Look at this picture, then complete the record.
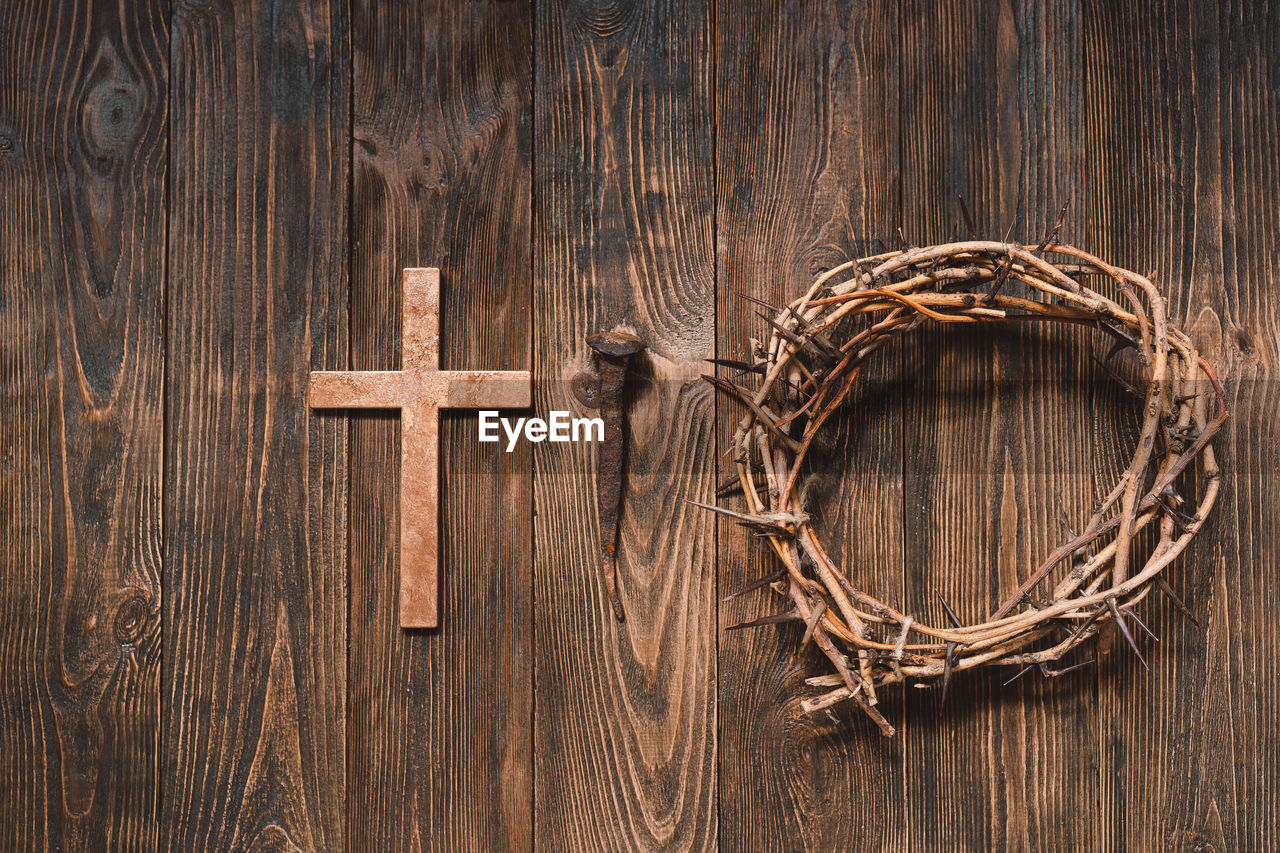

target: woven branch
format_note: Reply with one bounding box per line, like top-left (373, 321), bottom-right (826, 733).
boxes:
top-left (708, 239), bottom-right (1226, 736)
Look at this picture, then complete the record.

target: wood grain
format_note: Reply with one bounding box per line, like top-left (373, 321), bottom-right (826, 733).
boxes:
top-left (163, 1), bottom-right (349, 848)
top-left (899, 1), bottom-right (1100, 849)
top-left (1084, 1), bottom-right (1280, 849)
top-left (533, 0), bottom-right (717, 849)
top-left (2, 1), bottom-right (1279, 848)
top-left (346, 1), bottom-right (533, 849)
top-left (0, 0), bottom-right (166, 848)
top-left (714, 2), bottom-right (906, 849)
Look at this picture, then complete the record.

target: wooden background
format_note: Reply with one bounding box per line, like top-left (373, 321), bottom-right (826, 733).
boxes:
top-left (1, 0), bottom-right (1276, 850)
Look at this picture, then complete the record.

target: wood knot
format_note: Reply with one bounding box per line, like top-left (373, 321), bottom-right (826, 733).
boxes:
top-left (1228, 320), bottom-right (1259, 362)
top-left (571, 368), bottom-right (601, 409)
top-left (113, 593), bottom-right (151, 644)
top-left (0, 114), bottom-right (14, 159)
top-left (84, 81), bottom-right (143, 156)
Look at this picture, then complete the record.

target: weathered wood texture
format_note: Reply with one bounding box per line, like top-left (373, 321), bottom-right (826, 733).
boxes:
top-left (346, 1), bottom-right (533, 849)
top-left (533, 0), bottom-right (718, 849)
top-left (0, 0), bottom-right (167, 849)
top-left (715, 2), bottom-right (906, 850)
top-left (4, 0), bottom-right (1279, 849)
top-left (164, 0), bottom-right (349, 849)
top-left (1084, 2), bottom-right (1280, 850)
top-left (898, 2), bottom-right (1101, 850)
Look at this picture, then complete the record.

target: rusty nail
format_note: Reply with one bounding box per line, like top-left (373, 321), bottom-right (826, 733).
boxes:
top-left (586, 329), bottom-right (646, 621)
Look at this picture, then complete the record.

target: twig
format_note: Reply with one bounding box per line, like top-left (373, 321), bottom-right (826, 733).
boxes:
top-left (703, 238), bottom-right (1225, 734)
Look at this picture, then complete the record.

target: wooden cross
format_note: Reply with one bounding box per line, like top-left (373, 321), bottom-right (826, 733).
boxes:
top-left (308, 267), bottom-right (531, 628)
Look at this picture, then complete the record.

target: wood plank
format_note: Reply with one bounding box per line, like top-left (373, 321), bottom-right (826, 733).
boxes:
top-left (0, 1), bottom-right (166, 848)
top-left (346, 2), bottom-right (533, 849)
top-left (898, 2), bottom-right (1100, 849)
top-left (713, 2), bottom-right (906, 849)
top-left (163, 2), bottom-right (348, 848)
top-left (1083, 1), bottom-right (1280, 849)
top-left (533, 1), bottom-right (717, 849)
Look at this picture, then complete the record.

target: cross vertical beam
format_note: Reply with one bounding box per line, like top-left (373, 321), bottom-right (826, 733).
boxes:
top-left (309, 267), bottom-right (531, 627)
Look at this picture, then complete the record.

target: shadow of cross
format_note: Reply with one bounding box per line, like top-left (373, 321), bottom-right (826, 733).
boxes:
top-left (308, 267), bottom-right (531, 628)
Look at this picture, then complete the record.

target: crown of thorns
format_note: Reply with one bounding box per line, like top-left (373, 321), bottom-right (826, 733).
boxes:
top-left (703, 233), bottom-right (1226, 736)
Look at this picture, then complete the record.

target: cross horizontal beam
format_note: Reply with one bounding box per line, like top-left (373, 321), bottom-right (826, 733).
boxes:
top-left (308, 267), bottom-right (530, 627)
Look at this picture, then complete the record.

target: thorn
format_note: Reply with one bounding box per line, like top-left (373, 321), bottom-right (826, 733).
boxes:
top-left (715, 478), bottom-right (743, 499)
top-left (726, 610), bottom-right (802, 631)
top-left (1122, 606), bottom-right (1160, 643)
top-left (936, 592), bottom-right (963, 628)
top-left (753, 311), bottom-right (839, 368)
top-left (984, 220), bottom-right (1018, 303)
top-left (1031, 200), bottom-right (1071, 258)
top-left (1157, 494), bottom-right (1198, 531)
top-left (1090, 354), bottom-right (1145, 399)
top-left (801, 600), bottom-right (828, 648)
top-left (755, 311), bottom-right (810, 352)
top-left (1108, 597), bottom-right (1148, 670)
top-left (705, 356), bottom-right (764, 375)
top-left (875, 237), bottom-right (890, 253)
top-left (1003, 665), bottom-right (1033, 686)
top-left (1041, 658), bottom-right (1095, 678)
top-left (940, 642), bottom-right (957, 709)
top-left (721, 567), bottom-right (787, 602)
top-left (1102, 335), bottom-right (1133, 365)
top-left (1155, 576), bottom-right (1202, 628)
top-left (782, 305), bottom-right (841, 358)
top-left (737, 291), bottom-right (780, 309)
top-left (685, 499), bottom-right (806, 536)
top-left (700, 374), bottom-right (802, 453)
top-left (958, 195), bottom-right (978, 239)
top-left (1065, 606), bottom-right (1106, 646)
top-left (1096, 319), bottom-right (1140, 354)
top-left (896, 227), bottom-right (911, 251)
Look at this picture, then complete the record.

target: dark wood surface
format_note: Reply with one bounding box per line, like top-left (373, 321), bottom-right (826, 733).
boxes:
top-left (2, 0), bottom-right (1277, 849)
top-left (1083, 3), bottom-right (1280, 850)
top-left (715, 2), bottom-right (907, 849)
top-left (164, 0), bottom-right (349, 849)
top-left (346, 2), bottom-right (532, 850)
top-left (897, 3), bottom-right (1100, 850)
top-left (532, 1), bottom-right (718, 849)
top-left (0, 0), bottom-right (167, 848)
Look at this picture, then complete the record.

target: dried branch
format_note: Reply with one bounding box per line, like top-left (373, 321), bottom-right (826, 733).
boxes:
top-left (700, 237), bottom-right (1226, 735)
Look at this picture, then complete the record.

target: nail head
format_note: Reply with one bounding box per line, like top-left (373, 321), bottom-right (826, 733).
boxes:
top-left (586, 330), bottom-right (646, 358)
